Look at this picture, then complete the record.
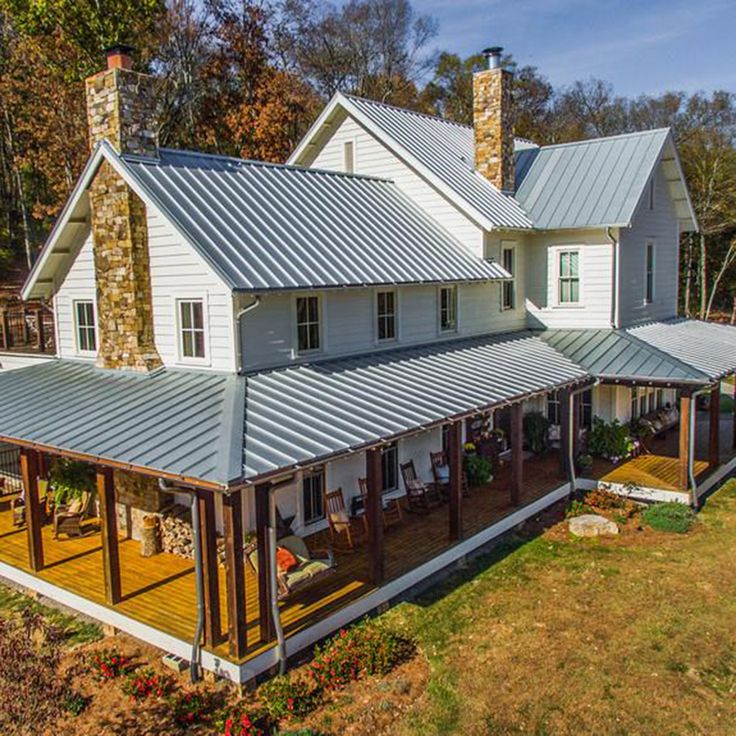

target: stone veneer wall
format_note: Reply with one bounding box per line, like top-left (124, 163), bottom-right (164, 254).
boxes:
top-left (473, 67), bottom-right (515, 193)
top-left (114, 470), bottom-right (170, 540)
top-left (85, 67), bottom-right (162, 371)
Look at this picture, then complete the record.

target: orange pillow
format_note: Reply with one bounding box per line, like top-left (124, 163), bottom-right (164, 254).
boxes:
top-left (276, 546), bottom-right (298, 574)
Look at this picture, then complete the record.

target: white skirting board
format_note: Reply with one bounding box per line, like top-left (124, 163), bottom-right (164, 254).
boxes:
top-left (0, 482), bottom-right (571, 684)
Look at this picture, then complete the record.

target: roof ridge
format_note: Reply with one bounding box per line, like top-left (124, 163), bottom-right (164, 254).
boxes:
top-left (537, 127), bottom-right (671, 153)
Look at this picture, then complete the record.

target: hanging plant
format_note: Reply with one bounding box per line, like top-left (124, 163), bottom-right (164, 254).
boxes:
top-left (50, 459), bottom-right (95, 506)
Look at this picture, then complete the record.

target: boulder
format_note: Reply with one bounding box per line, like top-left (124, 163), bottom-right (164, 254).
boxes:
top-left (569, 513), bottom-right (619, 538)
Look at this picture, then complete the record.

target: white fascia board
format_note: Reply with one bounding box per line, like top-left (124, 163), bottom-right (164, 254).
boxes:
top-left (665, 135), bottom-right (698, 232)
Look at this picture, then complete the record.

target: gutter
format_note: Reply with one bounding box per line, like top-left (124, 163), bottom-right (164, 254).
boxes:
top-left (235, 296), bottom-right (261, 375)
top-left (607, 227), bottom-right (620, 329)
top-left (568, 380), bottom-right (600, 490)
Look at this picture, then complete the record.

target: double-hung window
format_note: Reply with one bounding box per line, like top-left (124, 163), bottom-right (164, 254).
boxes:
top-left (501, 242), bottom-right (515, 310)
top-left (376, 290), bottom-right (397, 341)
top-left (439, 285), bottom-right (457, 333)
top-left (558, 250), bottom-right (580, 304)
top-left (382, 443), bottom-right (399, 492)
top-left (74, 300), bottom-right (96, 353)
top-left (178, 299), bottom-right (206, 359)
top-left (302, 469), bottom-right (325, 525)
top-left (645, 241), bottom-right (655, 304)
top-left (296, 295), bottom-right (321, 353)
top-left (547, 390), bottom-right (561, 425)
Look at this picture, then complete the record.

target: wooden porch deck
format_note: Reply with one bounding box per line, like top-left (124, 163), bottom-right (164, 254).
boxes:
top-left (0, 451), bottom-right (567, 666)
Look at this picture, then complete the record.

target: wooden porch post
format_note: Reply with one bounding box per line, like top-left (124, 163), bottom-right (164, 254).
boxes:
top-left (558, 388), bottom-right (572, 480)
top-left (365, 447), bottom-right (384, 586)
top-left (254, 482), bottom-right (275, 643)
top-left (96, 467), bottom-right (121, 605)
top-left (709, 383), bottom-right (721, 470)
top-left (678, 391), bottom-right (692, 492)
top-left (19, 448), bottom-right (43, 571)
top-left (510, 402), bottom-right (523, 506)
top-left (197, 491), bottom-right (222, 647)
top-left (448, 421), bottom-right (463, 541)
top-left (222, 488), bottom-right (247, 658)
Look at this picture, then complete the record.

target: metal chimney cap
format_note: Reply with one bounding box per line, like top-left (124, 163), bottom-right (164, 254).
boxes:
top-left (482, 46), bottom-right (504, 69)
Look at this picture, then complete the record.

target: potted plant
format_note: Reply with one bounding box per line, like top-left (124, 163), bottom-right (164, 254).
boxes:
top-left (576, 453), bottom-right (593, 474)
top-left (49, 459), bottom-right (95, 507)
top-left (523, 411), bottom-right (550, 454)
top-left (464, 453), bottom-right (493, 486)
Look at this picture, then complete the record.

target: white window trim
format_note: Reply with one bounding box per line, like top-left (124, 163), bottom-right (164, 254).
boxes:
top-left (374, 288), bottom-right (400, 344)
top-left (550, 245), bottom-right (584, 308)
top-left (343, 137), bottom-right (358, 174)
top-left (500, 240), bottom-right (517, 311)
top-left (291, 292), bottom-right (326, 357)
top-left (644, 239), bottom-right (656, 305)
top-left (72, 298), bottom-right (98, 357)
top-left (437, 284), bottom-right (459, 334)
top-left (173, 294), bottom-right (211, 366)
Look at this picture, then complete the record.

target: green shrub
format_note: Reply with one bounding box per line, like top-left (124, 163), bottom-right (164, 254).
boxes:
top-left (642, 502), bottom-right (696, 533)
top-left (49, 458), bottom-right (96, 506)
top-left (464, 454), bottom-right (493, 486)
top-left (523, 411), bottom-right (550, 454)
top-left (565, 499), bottom-right (592, 518)
top-left (587, 417), bottom-right (635, 461)
top-left (259, 675), bottom-right (319, 720)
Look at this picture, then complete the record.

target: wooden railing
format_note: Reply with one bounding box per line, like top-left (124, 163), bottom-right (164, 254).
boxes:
top-left (0, 302), bottom-right (55, 354)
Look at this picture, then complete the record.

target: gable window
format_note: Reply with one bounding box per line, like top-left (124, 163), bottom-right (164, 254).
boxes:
top-left (547, 390), bottom-right (561, 425)
top-left (178, 299), bottom-right (206, 359)
top-left (382, 443), bottom-right (398, 492)
top-left (296, 295), bottom-right (321, 353)
top-left (501, 242), bottom-right (515, 310)
top-left (74, 300), bottom-right (96, 353)
top-left (648, 177), bottom-right (655, 210)
top-left (558, 250), bottom-right (580, 304)
top-left (439, 285), bottom-right (457, 332)
top-left (302, 469), bottom-right (325, 525)
top-left (645, 241), bottom-right (655, 304)
top-left (344, 140), bottom-right (355, 174)
top-left (376, 290), bottom-right (397, 341)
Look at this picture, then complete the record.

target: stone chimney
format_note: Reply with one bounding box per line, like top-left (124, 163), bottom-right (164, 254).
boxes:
top-left (84, 45), bottom-right (162, 372)
top-left (473, 46), bottom-right (515, 193)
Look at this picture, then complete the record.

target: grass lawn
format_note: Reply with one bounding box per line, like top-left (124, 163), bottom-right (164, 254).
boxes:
top-left (383, 479), bottom-right (736, 735)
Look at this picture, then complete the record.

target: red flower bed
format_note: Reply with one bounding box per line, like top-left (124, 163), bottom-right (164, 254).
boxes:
top-left (88, 648), bottom-right (131, 681)
top-left (121, 667), bottom-right (175, 702)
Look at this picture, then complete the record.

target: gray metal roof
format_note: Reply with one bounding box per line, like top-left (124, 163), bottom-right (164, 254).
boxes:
top-left (117, 146), bottom-right (509, 291)
top-left (242, 331), bottom-right (590, 479)
top-left (340, 95), bottom-right (534, 229)
top-left (514, 129), bottom-right (671, 230)
top-left (540, 328), bottom-right (710, 384)
top-left (0, 361), bottom-right (244, 487)
top-left (626, 319), bottom-right (736, 380)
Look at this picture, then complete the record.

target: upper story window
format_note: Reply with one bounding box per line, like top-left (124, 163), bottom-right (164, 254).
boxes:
top-left (296, 295), bottom-right (321, 353)
top-left (74, 300), bottom-right (96, 354)
top-left (558, 250), bottom-right (580, 304)
top-left (501, 242), bottom-right (516, 310)
top-left (645, 241), bottom-right (655, 304)
top-left (382, 442), bottom-right (399, 492)
top-left (302, 469), bottom-right (325, 525)
top-left (376, 290), bottom-right (397, 341)
top-left (344, 140), bottom-right (355, 174)
top-left (439, 285), bottom-right (457, 332)
top-left (648, 177), bottom-right (655, 210)
top-left (547, 390), bottom-right (560, 425)
top-left (178, 299), bottom-right (206, 359)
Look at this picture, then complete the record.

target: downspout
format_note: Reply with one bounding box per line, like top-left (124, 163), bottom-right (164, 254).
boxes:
top-left (159, 479), bottom-right (204, 683)
top-left (607, 227), bottom-right (620, 329)
top-left (568, 380), bottom-right (600, 492)
top-left (688, 386), bottom-right (711, 507)
top-left (235, 296), bottom-right (261, 375)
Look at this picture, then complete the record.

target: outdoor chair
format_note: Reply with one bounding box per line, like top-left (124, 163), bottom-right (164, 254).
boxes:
top-left (400, 460), bottom-right (443, 514)
top-left (54, 490), bottom-right (93, 539)
top-left (246, 534), bottom-right (335, 600)
top-left (357, 477), bottom-right (403, 531)
top-left (429, 451), bottom-right (469, 498)
top-left (325, 487), bottom-right (361, 550)
top-left (11, 479), bottom-right (51, 527)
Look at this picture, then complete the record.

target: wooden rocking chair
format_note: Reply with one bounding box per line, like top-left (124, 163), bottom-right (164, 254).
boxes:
top-left (358, 477), bottom-right (403, 531)
top-left (400, 460), bottom-right (443, 514)
top-left (54, 490), bottom-right (93, 539)
top-left (325, 488), bottom-right (361, 551)
top-left (12, 479), bottom-right (51, 527)
top-left (429, 451), bottom-right (470, 498)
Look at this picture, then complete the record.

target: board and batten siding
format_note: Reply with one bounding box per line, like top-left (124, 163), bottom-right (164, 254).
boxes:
top-left (309, 113), bottom-right (486, 257)
top-left (242, 282), bottom-right (514, 371)
top-left (617, 162), bottom-right (680, 325)
top-left (524, 229), bottom-right (614, 330)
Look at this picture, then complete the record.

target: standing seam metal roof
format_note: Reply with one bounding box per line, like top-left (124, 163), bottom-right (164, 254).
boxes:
top-left (117, 146), bottom-right (509, 291)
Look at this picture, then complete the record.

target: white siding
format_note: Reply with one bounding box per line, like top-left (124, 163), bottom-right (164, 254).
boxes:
top-left (54, 233), bottom-right (97, 361)
top-left (618, 162), bottom-right (680, 325)
top-left (310, 114), bottom-right (485, 256)
top-left (524, 229), bottom-right (613, 330)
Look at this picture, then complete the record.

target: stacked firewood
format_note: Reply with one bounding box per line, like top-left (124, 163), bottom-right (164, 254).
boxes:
top-left (159, 504), bottom-right (225, 564)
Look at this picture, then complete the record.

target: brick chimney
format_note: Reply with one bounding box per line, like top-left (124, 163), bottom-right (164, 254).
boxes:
top-left (473, 47), bottom-right (515, 193)
top-left (84, 45), bottom-right (162, 372)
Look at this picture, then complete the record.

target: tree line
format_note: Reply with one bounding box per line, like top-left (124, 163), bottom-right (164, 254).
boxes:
top-left (1, 0), bottom-right (734, 318)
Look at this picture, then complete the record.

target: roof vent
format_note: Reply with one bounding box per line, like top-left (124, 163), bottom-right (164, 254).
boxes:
top-left (482, 46), bottom-right (503, 70)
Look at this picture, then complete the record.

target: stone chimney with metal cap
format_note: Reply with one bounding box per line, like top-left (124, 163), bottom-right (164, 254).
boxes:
top-left (84, 46), bottom-right (162, 372)
top-left (473, 46), bottom-right (515, 192)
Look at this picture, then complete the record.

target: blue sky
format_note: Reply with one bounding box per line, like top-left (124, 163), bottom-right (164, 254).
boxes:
top-left (421, 0), bottom-right (736, 96)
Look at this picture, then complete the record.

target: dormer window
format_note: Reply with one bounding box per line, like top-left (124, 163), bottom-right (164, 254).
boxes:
top-left (178, 299), bottom-right (206, 360)
top-left (439, 286), bottom-right (457, 333)
top-left (296, 295), bottom-right (321, 353)
top-left (501, 241), bottom-right (516, 310)
top-left (344, 140), bottom-right (355, 174)
top-left (376, 290), bottom-right (397, 341)
top-left (74, 300), bottom-right (96, 354)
